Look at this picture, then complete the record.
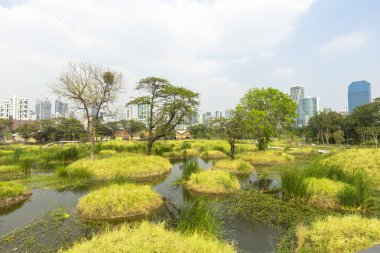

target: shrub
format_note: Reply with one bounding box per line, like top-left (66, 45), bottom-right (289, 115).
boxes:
top-left (63, 221), bottom-right (236, 253)
top-left (77, 184), bottom-right (163, 220)
top-left (239, 151), bottom-right (294, 166)
top-left (185, 170), bottom-right (240, 194)
top-left (178, 199), bottom-right (223, 238)
top-left (296, 215), bottom-right (380, 253)
top-left (213, 159), bottom-right (254, 175)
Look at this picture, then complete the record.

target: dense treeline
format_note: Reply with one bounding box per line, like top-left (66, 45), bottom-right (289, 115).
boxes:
top-left (302, 98), bottom-right (380, 145)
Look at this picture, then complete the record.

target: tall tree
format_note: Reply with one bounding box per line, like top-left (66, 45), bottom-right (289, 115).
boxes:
top-left (240, 88), bottom-right (297, 150)
top-left (51, 62), bottom-right (125, 160)
top-left (120, 120), bottom-right (146, 140)
top-left (127, 77), bottom-right (199, 155)
top-left (216, 105), bottom-right (246, 158)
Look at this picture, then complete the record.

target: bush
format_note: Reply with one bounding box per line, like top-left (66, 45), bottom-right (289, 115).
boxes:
top-left (296, 215), bottom-right (380, 253)
top-left (77, 184), bottom-right (163, 220)
top-left (185, 170), bottom-right (240, 194)
top-left (63, 222), bottom-right (236, 253)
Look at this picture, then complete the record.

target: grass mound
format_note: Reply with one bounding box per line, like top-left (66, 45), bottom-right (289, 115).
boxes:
top-left (97, 150), bottom-right (117, 158)
top-left (163, 149), bottom-right (198, 159)
top-left (239, 151), bottom-right (294, 166)
top-left (316, 149), bottom-right (380, 188)
top-left (0, 165), bottom-right (23, 179)
top-left (65, 154), bottom-right (172, 182)
top-left (185, 170), bottom-right (240, 195)
top-left (200, 151), bottom-right (228, 160)
top-left (0, 181), bottom-right (31, 209)
top-left (77, 184), bottom-right (163, 220)
top-left (304, 177), bottom-right (351, 209)
top-left (213, 159), bottom-right (254, 175)
top-left (296, 215), bottom-right (380, 253)
top-left (64, 221), bottom-right (236, 253)
top-left (96, 140), bottom-right (145, 153)
top-left (287, 147), bottom-right (316, 156)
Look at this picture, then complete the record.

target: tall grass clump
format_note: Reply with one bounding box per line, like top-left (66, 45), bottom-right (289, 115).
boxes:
top-left (63, 222), bottom-right (236, 253)
top-left (180, 141), bottom-right (192, 150)
top-left (296, 215), bottom-right (380, 253)
top-left (178, 199), bottom-right (223, 238)
top-left (181, 159), bottom-right (201, 181)
top-left (200, 150), bottom-right (228, 160)
top-left (97, 140), bottom-right (146, 153)
top-left (281, 169), bottom-right (309, 199)
top-left (154, 143), bottom-right (175, 156)
top-left (213, 159), bottom-right (254, 175)
top-left (0, 181), bottom-right (28, 199)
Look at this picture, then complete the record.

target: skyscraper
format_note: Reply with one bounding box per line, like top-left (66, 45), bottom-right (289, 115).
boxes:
top-left (55, 97), bottom-right (69, 118)
top-left (297, 97), bottom-right (320, 126)
top-left (36, 99), bottom-right (52, 120)
top-left (290, 85), bottom-right (305, 104)
top-left (348, 81), bottom-right (371, 114)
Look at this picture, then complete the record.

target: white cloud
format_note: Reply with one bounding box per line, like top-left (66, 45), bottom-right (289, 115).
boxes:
top-left (320, 31), bottom-right (370, 57)
top-left (0, 0), bottom-right (315, 112)
top-left (273, 67), bottom-right (295, 77)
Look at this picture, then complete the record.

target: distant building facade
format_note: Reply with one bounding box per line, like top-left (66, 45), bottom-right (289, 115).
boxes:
top-left (138, 104), bottom-right (150, 127)
top-left (0, 96), bottom-right (30, 120)
top-left (290, 85), bottom-right (305, 104)
top-left (297, 97), bottom-right (320, 126)
top-left (55, 97), bottom-right (69, 118)
top-left (36, 99), bottom-right (52, 120)
top-left (348, 80), bottom-right (371, 114)
top-left (202, 112), bottom-right (213, 126)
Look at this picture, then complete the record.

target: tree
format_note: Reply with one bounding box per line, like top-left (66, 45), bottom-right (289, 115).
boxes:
top-left (0, 119), bottom-right (12, 141)
top-left (51, 62), bottom-right (125, 160)
top-left (351, 101), bottom-right (380, 146)
top-left (308, 111), bottom-right (344, 144)
top-left (216, 105), bottom-right (246, 158)
top-left (120, 120), bottom-right (146, 140)
top-left (240, 88), bottom-right (297, 150)
top-left (17, 124), bottom-right (36, 142)
top-left (333, 130), bottom-right (345, 145)
top-left (127, 77), bottom-right (199, 155)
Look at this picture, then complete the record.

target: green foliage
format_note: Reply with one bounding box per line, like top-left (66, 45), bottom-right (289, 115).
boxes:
top-left (154, 142), bottom-right (175, 156)
top-left (240, 88), bottom-right (297, 150)
top-left (178, 199), bottom-right (223, 238)
top-left (120, 119), bottom-right (147, 139)
top-left (0, 181), bottom-right (28, 198)
top-left (127, 77), bottom-right (200, 155)
top-left (333, 130), bottom-right (345, 145)
top-left (181, 159), bottom-right (201, 181)
top-left (179, 141), bottom-right (192, 150)
top-left (281, 169), bottom-right (309, 199)
top-left (19, 157), bottom-right (34, 172)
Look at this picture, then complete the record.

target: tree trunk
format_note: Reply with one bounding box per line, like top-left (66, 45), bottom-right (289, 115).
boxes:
top-left (229, 140), bottom-right (235, 159)
top-left (147, 139), bottom-right (154, 155)
top-left (91, 121), bottom-right (95, 161)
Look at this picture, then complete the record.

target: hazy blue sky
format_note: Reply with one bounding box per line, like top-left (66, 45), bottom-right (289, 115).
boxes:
top-left (0, 0), bottom-right (379, 113)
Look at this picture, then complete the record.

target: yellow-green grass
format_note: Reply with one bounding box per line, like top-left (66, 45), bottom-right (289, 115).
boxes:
top-left (63, 221), bottom-right (236, 253)
top-left (66, 154), bottom-right (172, 182)
top-left (98, 140), bottom-right (145, 152)
top-left (238, 151), bottom-right (294, 166)
top-left (316, 149), bottom-right (380, 188)
top-left (213, 159), bottom-right (254, 175)
top-left (287, 147), bottom-right (316, 156)
top-left (163, 149), bottom-right (199, 158)
top-left (97, 149), bottom-right (117, 158)
top-left (304, 177), bottom-right (350, 209)
top-left (200, 150), bottom-right (228, 160)
top-left (0, 181), bottom-right (31, 208)
top-left (0, 165), bottom-right (23, 177)
top-left (296, 215), bottom-right (380, 253)
top-left (77, 184), bottom-right (163, 220)
top-left (185, 170), bottom-right (240, 195)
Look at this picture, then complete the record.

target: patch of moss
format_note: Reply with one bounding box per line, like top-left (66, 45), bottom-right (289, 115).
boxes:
top-left (77, 184), bottom-right (163, 221)
top-left (64, 222), bottom-right (236, 253)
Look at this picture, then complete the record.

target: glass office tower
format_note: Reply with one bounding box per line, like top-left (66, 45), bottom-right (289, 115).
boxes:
top-left (348, 81), bottom-right (371, 114)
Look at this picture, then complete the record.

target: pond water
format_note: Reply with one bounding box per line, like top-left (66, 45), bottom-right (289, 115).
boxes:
top-left (0, 157), bottom-right (281, 253)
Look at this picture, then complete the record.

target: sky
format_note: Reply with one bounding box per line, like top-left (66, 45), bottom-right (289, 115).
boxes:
top-left (0, 0), bottom-right (379, 114)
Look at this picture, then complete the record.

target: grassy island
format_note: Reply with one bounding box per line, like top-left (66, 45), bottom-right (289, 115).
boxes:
top-left (0, 181), bottom-right (31, 209)
top-left (213, 159), bottom-right (254, 175)
top-left (239, 151), bottom-right (294, 166)
top-left (77, 184), bottom-right (163, 221)
top-left (200, 151), bottom-right (228, 160)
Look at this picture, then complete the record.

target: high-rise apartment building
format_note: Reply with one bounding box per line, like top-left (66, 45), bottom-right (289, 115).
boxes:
top-left (138, 104), bottom-right (150, 127)
top-left (55, 97), bottom-right (69, 118)
top-left (202, 112), bottom-right (212, 126)
top-left (36, 99), bottom-right (52, 120)
top-left (297, 97), bottom-right (320, 126)
top-left (0, 96), bottom-right (30, 120)
top-left (290, 85), bottom-right (305, 104)
top-left (348, 81), bottom-right (371, 114)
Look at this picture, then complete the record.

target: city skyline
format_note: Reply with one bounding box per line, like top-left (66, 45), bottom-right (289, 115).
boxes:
top-left (0, 0), bottom-right (379, 113)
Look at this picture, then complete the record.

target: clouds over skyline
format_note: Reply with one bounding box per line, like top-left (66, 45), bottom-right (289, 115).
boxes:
top-left (0, 0), bottom-right (378, 114)
top-left (320, 31), bottom-right (370, 57)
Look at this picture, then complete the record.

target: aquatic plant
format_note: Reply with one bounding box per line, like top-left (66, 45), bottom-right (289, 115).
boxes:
top-left (185, 170), bottom-right (240, 194)
top-left (77, 184), bottom-right (163, 220)
top-left (63, 221), bottom-right (236, 253)
top-left (181, 159), bottom-right (201, 182)
top-left (296, 215), bottom-right (380, 253)
top-left (178, 199), bottom-right (223, 238)
top-left (213, 159), bottom-right (254, 175)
